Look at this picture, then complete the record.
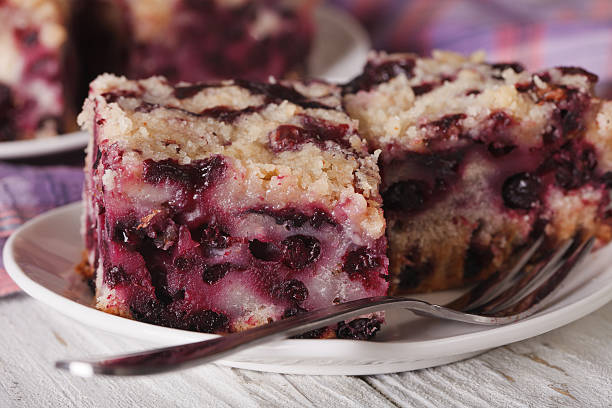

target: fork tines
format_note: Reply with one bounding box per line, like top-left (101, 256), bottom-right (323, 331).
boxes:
top-left (447, 233), bottom-right (595, 320)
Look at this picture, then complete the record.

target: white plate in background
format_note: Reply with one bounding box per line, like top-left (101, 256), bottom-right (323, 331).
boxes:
top-left (5, 202), bottom-right (612, 375)
top-left (0, 5), bottom-right (370, 160)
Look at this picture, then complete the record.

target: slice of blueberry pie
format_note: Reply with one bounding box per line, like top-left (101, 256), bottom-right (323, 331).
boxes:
top-left (0, 0), bottom-right (76, 141)
top-left (97, 0), bottom-right (315, 83)
top-left (343, 50), bottom-right (612, 293)
top-left (78, 74), bottom-right (388, 338)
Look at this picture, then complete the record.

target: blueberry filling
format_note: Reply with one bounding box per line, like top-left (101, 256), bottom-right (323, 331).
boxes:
top-left (183, 309), bottom-right (230, 333)
top-left (102, 90), bottom-right (141, 103)
top-left (103, 265), bottom-right (130, 288)
top-left (423, 113), bottom-right (466, 140)
top-left (202, 263), bottom-right (233, 285)
top-left (398, 261), bottom-right (433, 290)
top-left (336, 318), bottom-right (381, 340)
top-left (490, 62), bottom-right (524, 79)
top-left (174, 83), bottom-right (217, 99)
top-left (502, 172), bottom-right (542, 210)
top-left (249, 239), bottom-right (282, 262)
top-left (135, 102), bottom-right (160, 113)
top-left (143, 156), bottom-right (226, 194)
top-left (543, 87), bottom-right (591, 143)
top-left (199, 105), bottom-right (262, 124)
top-left (463, 243), bottom-right (494, 279)
top-left (268, 116), bottom-right (351, 152)
top-left (382, 180), bottom-right (430, 212)
top-left (112, 218), bottom-right (145, 250)
top-left (343, 247), bottom-right (383, 288)
top-left (282, 306), bottom-right (325, 339)
top-left (248, 207), bottom-right (336, 230)
top-left (281, 235), bottom-right (321, 269)
top-left (556, 66), bottom-right (598, 83)
top-left (130, 293), bottom-right (229, 333)
top-left (234, 80), bottom-right (332, 110)
top-left (194, 222), bottom-right (231, 250)
top-left (343, 58), bottom-right (416, 94)
top-left (539, 141), bottom-right (598, 190)
top-left (272, 279), bottom-right (309, 304)
top-left (411, 83), bottom-right (435, 96)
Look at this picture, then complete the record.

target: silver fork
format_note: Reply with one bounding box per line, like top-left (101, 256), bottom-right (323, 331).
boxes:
top-left (56, 234), bottom-right (595, 377)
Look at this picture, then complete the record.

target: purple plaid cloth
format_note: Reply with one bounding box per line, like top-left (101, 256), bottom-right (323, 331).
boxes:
top-left (1, 0), bottom-right (611, 296)
top-left (331, 0), bottom-right (612, 76)
top-left (0, 163), bottom-right (83, 295)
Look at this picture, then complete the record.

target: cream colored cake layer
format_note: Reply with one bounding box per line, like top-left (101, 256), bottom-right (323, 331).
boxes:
top-left (344, 50), bottom-right (602, 154)
top-left (78, 74), bottom-right (385, 240)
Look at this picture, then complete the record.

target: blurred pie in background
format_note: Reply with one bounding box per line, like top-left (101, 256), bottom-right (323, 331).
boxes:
top-left (0, 0), bottom-right (316, 142)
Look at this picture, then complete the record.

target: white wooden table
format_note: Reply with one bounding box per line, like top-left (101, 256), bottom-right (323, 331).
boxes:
top-left (1, 293), bottom-right (611, 407)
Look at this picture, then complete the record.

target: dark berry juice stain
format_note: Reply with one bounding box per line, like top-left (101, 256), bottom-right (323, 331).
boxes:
top-left (411, 83), bottom-right (435, 96)
top-left (234, 80), bottom-right (332, 110)
top-left (174, 83), bottom-right (217, 99)
top-left (199, 105), bottom-right (262, 124)
top-left (101, 90), bottom-right (141, 103)
top-left (490, 62), bottom-right (524, 79)
top-left (556, 66), bottom-right (598, 83)
top-left (135, 102), bottom-right (160, 113)
top-left (268, 116), bottom-right (350, 152)
top-left (343, 58), bottom-right (416, 94)
top-left (488, 142), bottom-right (517, 157)
top-left (143, 155), bottom-right (226, 194)
top-left (268, 125), bottom-right (306, 152)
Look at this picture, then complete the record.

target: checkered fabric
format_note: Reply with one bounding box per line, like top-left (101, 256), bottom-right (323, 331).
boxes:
top-left (0, 164), bottom-right (82, 295)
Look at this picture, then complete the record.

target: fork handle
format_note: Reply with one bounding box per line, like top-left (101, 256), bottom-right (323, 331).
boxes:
top-left (55, 296), bottom-right (502, 376)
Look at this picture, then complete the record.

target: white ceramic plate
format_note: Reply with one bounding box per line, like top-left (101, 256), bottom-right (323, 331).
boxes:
top-left (0, 5), bottom-right (369, 160)
top-left (5, 202), bottom-right (612, 375)
top-left (0, 131), bottom-right (89, 160)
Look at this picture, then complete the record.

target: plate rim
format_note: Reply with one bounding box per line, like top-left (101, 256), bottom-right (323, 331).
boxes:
top-left (0, 131), bottom-right (88, 160)
top-left (4, 202), bottom-right (612, 375)
top-left (0, 4), bottom-right (368, 160)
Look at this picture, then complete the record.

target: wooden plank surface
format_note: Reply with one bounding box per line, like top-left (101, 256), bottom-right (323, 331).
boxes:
top-left (1, 293), bottom-right (610, 407)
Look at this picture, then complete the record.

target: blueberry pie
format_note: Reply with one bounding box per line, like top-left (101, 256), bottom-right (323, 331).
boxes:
top-left (0, 0), bottom-right (76, 141)
top-left (343, 51), bottom-right (612, 293)
top-left (78, 74), bottom-right (388, 338)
